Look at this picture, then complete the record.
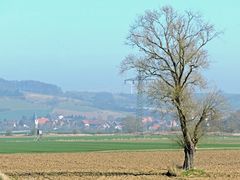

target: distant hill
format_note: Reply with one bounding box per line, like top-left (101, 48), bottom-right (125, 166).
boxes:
top-left (0, 77), bottom-right (240, 122)
top-left (64, 91), bottom-right (136, 112)
top-left (0, 78), bottom-right (63, 96)
top-left (224, 93), bottom-right (240, 110)
top-left (0, 78), bottom-right (137, 121)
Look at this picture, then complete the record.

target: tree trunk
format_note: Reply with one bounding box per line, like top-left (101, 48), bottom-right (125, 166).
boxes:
top-left (183, 144), bottom-right (195, 170)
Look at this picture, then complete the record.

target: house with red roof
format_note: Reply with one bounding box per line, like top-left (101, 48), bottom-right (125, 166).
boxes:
top-left (36, 117), bottom-right (49, 125)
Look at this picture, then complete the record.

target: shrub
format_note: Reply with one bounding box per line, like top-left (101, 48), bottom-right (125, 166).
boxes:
top-left (5, 130), bottom-right (12, 136)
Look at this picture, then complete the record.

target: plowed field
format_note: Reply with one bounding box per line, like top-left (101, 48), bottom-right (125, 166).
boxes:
top-left (0, 150), bottom-right (240, 179)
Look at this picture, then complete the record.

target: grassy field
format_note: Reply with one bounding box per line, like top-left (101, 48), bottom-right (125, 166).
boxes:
top-left (0, 134), bottom-right (240, 179)
top-left (0, 134), bottom-right (239, 154)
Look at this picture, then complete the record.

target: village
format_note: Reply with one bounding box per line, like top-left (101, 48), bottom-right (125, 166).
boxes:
top-left (0, 113), bottom-right (179, 135)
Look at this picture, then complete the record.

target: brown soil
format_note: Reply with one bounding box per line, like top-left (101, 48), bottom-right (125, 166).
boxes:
top-left (0, 150), bottom-right (239, 179)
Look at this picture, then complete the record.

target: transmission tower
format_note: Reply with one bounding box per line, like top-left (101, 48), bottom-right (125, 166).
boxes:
top-left (125, 70), bottom-right (146, 133)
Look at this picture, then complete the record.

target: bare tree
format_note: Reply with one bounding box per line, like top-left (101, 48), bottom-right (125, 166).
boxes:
top-left (121, 6), bottom-right (224, 170)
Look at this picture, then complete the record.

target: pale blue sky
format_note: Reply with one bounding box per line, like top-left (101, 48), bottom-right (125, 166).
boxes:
top-left (0, 0), bottom-right (239, 93)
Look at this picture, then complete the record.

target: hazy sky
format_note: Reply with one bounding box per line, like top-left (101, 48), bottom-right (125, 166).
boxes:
top-left (0, 0), bottom-right (239, 93)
